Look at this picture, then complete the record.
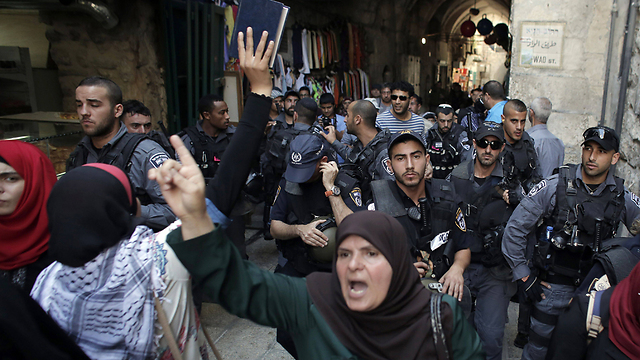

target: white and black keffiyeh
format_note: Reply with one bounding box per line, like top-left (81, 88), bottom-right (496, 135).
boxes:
top-left (31, 226), bottom-right (162, 360)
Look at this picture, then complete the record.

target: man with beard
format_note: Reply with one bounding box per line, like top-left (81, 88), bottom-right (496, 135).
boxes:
top-left (67, 76), bottom-right (175, 230)
top-left (448, 122), bottom-right (517, 360)
top-left (500, 99), bottom-right (542, 206)
top-left (375, 81), bottom-right (426, 135)
top-left (502, 125), bottom-right (640, 360)
top-left (321, 99), bottom-right (394, 201)
top-left (425, 104), bottom-right (472, 179)
top-left (274, 90), bottom-right (300, 128)
top-left (366, 131), bottom-right (473, 302)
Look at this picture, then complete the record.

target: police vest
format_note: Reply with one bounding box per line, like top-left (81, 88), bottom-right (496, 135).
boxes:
top-left (177, 126), bottom-right (233, 181)
top-left (502, 132), bottom-right (541, 193)
top-left (425, 124), bottom-right (465, 179)
top-left (536, 164), bottom-right (625, 285)
top-left (264, 123), bottom-right (308, 174)
top-left (449, 164), bottom-right (514, 268)
top-left (370, 179), bottom-right (459, 279)
top-left (66, 133), bottom-right (153, 204)
top-left (342, 130), bottom-right (390, 201)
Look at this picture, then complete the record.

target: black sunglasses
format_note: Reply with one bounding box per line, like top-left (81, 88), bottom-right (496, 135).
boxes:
top-left (583, 127), bottom-right (615, 141)
top-left (476, 138), bottom-right (503, 150)
top-left (390, 95), bottom-right (408, 101)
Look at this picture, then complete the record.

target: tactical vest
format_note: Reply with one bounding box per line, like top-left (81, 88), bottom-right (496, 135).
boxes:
top-left (177, 126), bottom-right (232, 181)
top-left (264, 123), bottom-right (307, 174)
top-left (501, 133), bottom-right (542, 193)
top-left (370, 179), bottom-right (459, 279)
top-left (276, 179), bottom-right (340, 276)
top-left (535, 164), bottom-right (625, 285)
top-left (66, 133), bottom-right (153, 205)
top-left (343, 130), bottom-right (390, 201)
top-left (426, 125), bottom-right (465, 179)
top-left (449, 164), bottom-right (513, 267)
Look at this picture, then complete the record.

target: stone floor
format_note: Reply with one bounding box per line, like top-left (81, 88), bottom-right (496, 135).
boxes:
top-left (199, 209), bottom-right (524, 360)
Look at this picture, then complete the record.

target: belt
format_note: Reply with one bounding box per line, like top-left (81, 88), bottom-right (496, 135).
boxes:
top-left (543, 272), bottom-right (580, 287)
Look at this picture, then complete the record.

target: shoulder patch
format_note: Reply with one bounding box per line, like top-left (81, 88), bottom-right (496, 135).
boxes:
top-left (382, 156), bottom-right (393, 176)
top-left (629, 190), bottom-right (640, 208)
top-left (527, 179), bottom-right (547, 197)
top-left (350, 187), bottom-right (363, 207)
top-left (273, 185), bottom-right (281, 205)
top-left (455, 208), bottom-right (467, 232)
top-left (149, 153), bottom-right (169, 168)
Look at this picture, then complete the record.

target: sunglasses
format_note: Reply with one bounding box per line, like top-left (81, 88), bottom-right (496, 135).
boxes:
top-left (476, 138), bottom-right (503, 150)
top-left (583, 127), bottom-right (615, 141)
top-left (390, 95), bottom-right (408, 101)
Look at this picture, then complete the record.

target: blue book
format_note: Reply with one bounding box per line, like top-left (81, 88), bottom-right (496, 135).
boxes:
top-left (229, 0), bottom-right (290, 68)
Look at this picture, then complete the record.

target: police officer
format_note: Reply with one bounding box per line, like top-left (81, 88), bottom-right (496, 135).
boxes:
top-left (501, 99), bottom-right (543, 206)
top-left (321, 99), bottom-right (394, 201)
top-left (425, 104), bottom-right (472, 179)
top-left (261, 98), bottom-right (325, 239)
top-left (367, 130), bottom-right (473, 302)
top-left (502, 126), bottom-right (640, 360)
top-left (178, 94), bottom-right (235, 184)
top-left (448, 122), bottom-right (516, 360)
top-left (269, 133), bottom-right (362, 359)
top-left (121, 99), bottom-right (175, 158)
top-left (68, 76), bottom-right (175, 230)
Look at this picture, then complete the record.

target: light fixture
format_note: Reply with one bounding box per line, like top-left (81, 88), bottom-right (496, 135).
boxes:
top-left (421, 37), bottom-right (427, 45)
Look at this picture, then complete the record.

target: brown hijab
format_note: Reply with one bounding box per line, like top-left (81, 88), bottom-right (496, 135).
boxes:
top-left (307, 211), bottom-right (453, 360)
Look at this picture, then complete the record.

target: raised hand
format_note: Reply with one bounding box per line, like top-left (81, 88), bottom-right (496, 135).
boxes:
top-left (238, 27), bottom-right (274, 97)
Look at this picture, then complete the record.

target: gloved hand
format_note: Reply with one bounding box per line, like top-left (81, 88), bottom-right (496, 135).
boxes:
top-left (518, 275), bottom-right (545, 302)
top-left (508, 189), bottom-right (522, 205)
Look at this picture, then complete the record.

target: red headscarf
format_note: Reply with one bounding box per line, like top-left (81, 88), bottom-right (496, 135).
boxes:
top-left (609, 260), bottom-right (640, 359)
top-left (0, 140), bottom-right (57, 270)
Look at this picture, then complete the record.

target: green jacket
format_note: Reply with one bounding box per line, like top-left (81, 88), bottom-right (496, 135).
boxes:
top-left (168, 228), bottom-right (484, 360)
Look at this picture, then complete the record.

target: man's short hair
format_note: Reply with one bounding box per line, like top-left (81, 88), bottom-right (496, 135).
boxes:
top-left (122, 100), bottom-right (151, 117)
top-left (77, 76), bottom-right (123, 107)
top-left (382, 82), bottom-right (392, 90)
top-left (319, 93), bottom-right (335, 105)
top-left (471, 87), bottom-right (482, 94)
top-left (284, 90), bottom-right (300, 100)
top-left (371, 83), bottom-right (382, 91)
top-left (504, 99), bottom-right (527, 115)
top-left (482, 80), bottom-right (506, 100)
top-left (294, 98), bottom-right (318, 125)
top-left (529, 97), bottom-right (552, 123)
top-left (349, 100), bottom-right (378, 128)
top-left (198, 94), bottom-right (224, 116)
top-left (411, 94), bottom-right (423, 105)
top-left (390, 81), bottom-right (415, 98)
top-left (298, 86), bottom-right (310, 94)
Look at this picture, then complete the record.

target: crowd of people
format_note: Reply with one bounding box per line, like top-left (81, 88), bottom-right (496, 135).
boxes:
top-left (1, 27), bottom-right (640, 360)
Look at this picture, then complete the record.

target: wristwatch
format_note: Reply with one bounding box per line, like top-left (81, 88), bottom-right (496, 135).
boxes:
top-left (325, 185), bottom-right (341, 197)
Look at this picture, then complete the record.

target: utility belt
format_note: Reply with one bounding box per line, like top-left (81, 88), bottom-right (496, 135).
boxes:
top-left (468, 226), bottom-right (508, 268)
top-left (534, 239), bottom-right (595, 287)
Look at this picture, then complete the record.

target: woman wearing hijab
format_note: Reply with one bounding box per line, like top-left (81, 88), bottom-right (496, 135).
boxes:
top-left (31, 163), bottom-right (208, 360)
top-left (0, 140), bottom-right (57, 292)
top-left (150, 29), bottom-right (484, 360)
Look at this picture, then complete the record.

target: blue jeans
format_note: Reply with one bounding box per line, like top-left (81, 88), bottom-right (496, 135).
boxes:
top-left (521, 283), bottom-right (575, 360)
top-left (465, 263), bottom-right (517, 360)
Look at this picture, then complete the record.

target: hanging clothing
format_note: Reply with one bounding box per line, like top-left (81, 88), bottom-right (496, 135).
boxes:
top-left (301, 29), bottom-right (311, 74)
top-left (291, 25), bottom-right (304, 70)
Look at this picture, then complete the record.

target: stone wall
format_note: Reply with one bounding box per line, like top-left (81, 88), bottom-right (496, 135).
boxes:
top-left (509, 0), bottom-right (618, 165)
top-left (41, 0), bottom-right (167, 128)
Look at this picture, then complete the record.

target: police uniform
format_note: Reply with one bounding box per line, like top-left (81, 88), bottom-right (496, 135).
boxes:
top-left (502, 165), bottom-right (640, 360)
top-left (501, 131), bottom-right (543, 204)
top-left (179, 120), bottom-right (236, 183)
top-left (270, 175), bottom-right (362, 276)
top-left (330, 128), bottom-right (394, 202)
top-left (449, 158), bottom-right (517, 360)
top-left (66, 123), bottom-right (175, 230)
top-left (425, 122), bottom-right (472, 179)
top-left (367, 179), bottom-right (473, 280)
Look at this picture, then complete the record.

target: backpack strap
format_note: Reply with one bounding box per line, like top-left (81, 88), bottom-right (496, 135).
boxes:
top-left (430, 293), bottom-right (450, 360)
top-left (99, 133), bottom-right (147, 173)
top-left (554, 164), bottom-right (579, 231)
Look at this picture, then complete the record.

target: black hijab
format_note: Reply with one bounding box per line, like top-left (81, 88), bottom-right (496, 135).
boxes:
top-left (47, 164), bottom-right (139, 267)
top-left (307, 211), bottom-right (453, 360)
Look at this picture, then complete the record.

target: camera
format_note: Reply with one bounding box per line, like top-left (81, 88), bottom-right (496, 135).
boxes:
top-left (320, 116), bottom-right (332, 128)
